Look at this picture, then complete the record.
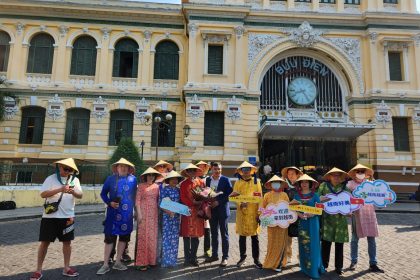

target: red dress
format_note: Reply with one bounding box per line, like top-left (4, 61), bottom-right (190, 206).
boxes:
top-left (180, 178), bottom-right (205, 237)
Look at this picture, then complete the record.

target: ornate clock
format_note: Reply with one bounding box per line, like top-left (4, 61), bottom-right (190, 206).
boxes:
top-left (287, 77), bottom-right (317, 106)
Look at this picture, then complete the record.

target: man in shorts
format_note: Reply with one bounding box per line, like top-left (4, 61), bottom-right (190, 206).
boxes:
top-left (30, 158), bottom-right (83, 280)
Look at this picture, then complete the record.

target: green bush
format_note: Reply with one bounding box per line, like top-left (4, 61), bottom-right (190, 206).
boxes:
top-left (108, 137), bottom-right (146, 178)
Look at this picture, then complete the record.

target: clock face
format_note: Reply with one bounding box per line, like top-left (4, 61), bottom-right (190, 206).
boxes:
top-left (287, 77), bottom-right (317, 106)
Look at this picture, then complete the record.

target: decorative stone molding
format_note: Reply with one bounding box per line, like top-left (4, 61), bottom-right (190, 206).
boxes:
top-left (124, 29), bottom-right (130, 36)
top-left (293, 2), bottom-right (311, 12)
top-left (153, 79), bottom-right (178, 89)
top-left (69, 76), bottom-right (95, 92)
top-left (201, 33), bottom-right (231, 47)
top-left (412, 34), bottom-right (420, 47)
top-left (82, 27), bottom-right (89, 33)
top-left (270, 1), bottom-right (286, 10)
top-left (187, 23), bottom-right (198, 37)
top-left (382, 41), bottom-right (410, 52)
top-left (327, 38), bottom-right (361, 83)
top-left (3, 96), bottom-right (18, 120)
top-left (40, 25), bottom-right (47, 32)
top-left (186, 94), bottom-right (203, 121)
top-left (413, 103), bottom-right (420, 126)
top-left (248, 33), bottom-right (282, 67)
top-left (143, 30), bottom-right (152, 42)
top-left (112, 78), bottom-right (137, 94)
top-left (285, 21), bottom-right (323, 48)
top-left (376, 100), bottom-right (392, 127)
top-left (226, 96), bottom-right (241, 122)
top-left (26, 74), bottom-right (52, 91)
top-left (92, 96), bottom-right (108, 121)
top-left (319, 3), bottom-right (336, 13)
top-left (234, 26), bottom-right (246, 40)
top-left (367, 32), bottom-right (378, 44)
top-left (16, 22), bottom-right (25, 36)
top-left (101, 27), bottom-right (110, 40)
top-left (59, 25), bottom-right (69, 37)
top-left (383, 3), bottom-right (399, 13)
top-left (135, 97), bottom-right (150, 124)
top-left (343, 4), bottom-right (361, 14)
top-left (47, 94), bottom-right (64, 120)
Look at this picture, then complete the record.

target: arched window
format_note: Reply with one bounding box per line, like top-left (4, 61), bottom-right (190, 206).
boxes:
top-left (19, 106), bottom-right (46, 144)
top-left (0, 31), bottom-right (10, 72)
top-left (153, 40), bottom-right (179, 80)
top-left (151, 111), bottom-right (176, 147)
top-left (109, 110), bottom-right (134, 146)
top-left (70, 36), bottom-right (97, 76)
top-left (64, 108), bottom-right (90, 145)
top-left (112, 38), bottom-right (139, 78)
top-left (27, 33), bottom-right (54, 74)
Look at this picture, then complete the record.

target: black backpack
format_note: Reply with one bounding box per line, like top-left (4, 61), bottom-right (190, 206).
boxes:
top-left (0, 201), bottom-right (16, 210)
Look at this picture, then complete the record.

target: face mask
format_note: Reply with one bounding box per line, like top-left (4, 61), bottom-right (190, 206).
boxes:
top-left (272, 182), bottom-right (281, 191)
top-left (356, 173), bottom-right (366, 180)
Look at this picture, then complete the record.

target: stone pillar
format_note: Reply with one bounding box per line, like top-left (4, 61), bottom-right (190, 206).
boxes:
top-left (98, 27), bottom-right (111, 86)
top-left (287, 0), bottom-right (295, 10)
top-left (367, 32), bottom-right (380, 93)
top-left (141, 30), bottom-right (152, 88)
top-left (337, 0), bottom-right (344, 12)
top-left (312, 0), bottom-right (319, 12)
top-left (187, 23), bottom-right (198, 84)
top-left (234, 26), bottom-right (246, 87)
top-left (8, 23), bottom-right (25, 82)
top-left (54, 29), bottom-right (68, 83)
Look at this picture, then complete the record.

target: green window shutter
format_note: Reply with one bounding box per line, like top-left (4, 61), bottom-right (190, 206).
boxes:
top-left (71, 36), bottom-right (97, 76)
top-left (208, 45), bottom-right (223, 75)
top-left (112, 51), bottom-right (120, 77)
top-left (204, 112), bottom-right (224, 146)
top-left (64, 117), bottom-right (74, 144)
top-left (392, 117), bottom-right (410, 151)
top-left (154, 41), bottom-right (179, 80)
top-left (132, 52), bottom-right (139, 78)
top-left (109, 110), bottom-right (134, 146)
top-left (19, 107), bottom-right (45, 144)
top-left (65, 109), bottom-right (90, 145)
top-left (19, 115), bottom-right (29, 144)
top-left (27, 34), bottom-right (54, 74)
top-left (388, 52), bottom-right (403, 81)
top-left (113, 39), bottom-right (139, 78)
top-left (78, 117), bottom-right (90, 145)
top-left (0, 31), bottom-right (10, 72)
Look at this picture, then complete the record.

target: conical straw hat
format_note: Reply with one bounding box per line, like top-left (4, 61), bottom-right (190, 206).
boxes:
top-left (196, 160), bottom-right (210, 175)
top-left (180, 163), bottom-right (204, 177)
top-left (111, 158), bottom-right (135, 174)
top-left (153, 160), bottom-right (173, 171)
top-left (265, 175), bottom-right (287, 190)
top-left (164, 170), bottom-right (184, 184)
top-left (235, 161), bottom-right (257, 176)
top-left (295, 174), bottom-right (319, 189)
top-left (140, 167), bottom-right (163, 181)
top-left (54, 158), bottom-right (79, 174)
top-left (281, 166), bottom-right (303, 179)
top-left (348, 163), bottom-right (374, 179)
top-left (323, 167), bottom-right (348, 181)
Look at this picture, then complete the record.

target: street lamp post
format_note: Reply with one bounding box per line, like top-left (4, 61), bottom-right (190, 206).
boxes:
top-left (140, 140), bottom-right (145, 159)
top-left (143, 107), bottom-right (173, 161)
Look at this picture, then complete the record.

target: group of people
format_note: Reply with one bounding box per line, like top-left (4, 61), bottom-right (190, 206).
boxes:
top-left (30, 157), bottom-right (385, 280)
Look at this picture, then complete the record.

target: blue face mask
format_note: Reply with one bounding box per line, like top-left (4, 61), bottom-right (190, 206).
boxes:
top-left (272, 182), bottom-right (281, 191)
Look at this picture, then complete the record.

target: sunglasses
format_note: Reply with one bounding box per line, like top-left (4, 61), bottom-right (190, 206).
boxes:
top-left (241, 167), bottom-right (252, 172)
top-left (63, 167), bottom-right (73, 173)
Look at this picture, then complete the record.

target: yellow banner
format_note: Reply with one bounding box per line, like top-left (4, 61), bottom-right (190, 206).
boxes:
top-left (289, 204), bottom-right (323, 215)
top-left (229, 195), bottom-right (262, 204)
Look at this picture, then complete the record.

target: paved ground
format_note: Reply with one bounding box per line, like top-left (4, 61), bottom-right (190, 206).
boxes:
top-left (1, 212), bottom-right (419, 280)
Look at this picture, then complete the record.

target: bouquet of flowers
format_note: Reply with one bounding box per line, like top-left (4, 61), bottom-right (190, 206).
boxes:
top-left (191, 186), bottom-right (223, 219)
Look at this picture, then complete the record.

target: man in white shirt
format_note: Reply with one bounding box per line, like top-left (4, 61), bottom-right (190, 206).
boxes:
top-left (30, 158), bottom-right (83, 280)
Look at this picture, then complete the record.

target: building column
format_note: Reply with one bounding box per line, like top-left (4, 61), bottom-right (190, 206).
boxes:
top-left (312, 0), bottom-right (319, 12)
top-left (368, 32), bottom-right (380, 93)
top-left (98, 28), bottom-right (111, 86)
top-left (337, 0), bottom-right (344, 12)
top-left (412, 36), bottom-right (420, 89)
top-left (187, 23), bottom-right (198, 84)
top-left (287, 0), bottom-right (295, 10)
top-left (234, 26), bottom-right (246, 87)
top-left (141, 31), bottom-right (152, 88)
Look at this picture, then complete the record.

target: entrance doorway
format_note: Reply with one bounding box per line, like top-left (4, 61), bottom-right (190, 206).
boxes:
top-left (261, 139), bottom-right (353, 178)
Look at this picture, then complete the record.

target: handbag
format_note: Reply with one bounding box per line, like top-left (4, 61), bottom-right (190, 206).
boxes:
top-left (44, 192), bottom-right (64, 214)
top-left (288, 218), bottom-right (300, 237)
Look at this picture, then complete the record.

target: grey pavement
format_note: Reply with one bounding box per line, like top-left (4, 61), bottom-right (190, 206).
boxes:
top-left (1, 211), bottom-right (420, 280)
top-left (0, 201), bottom-right (419, 222)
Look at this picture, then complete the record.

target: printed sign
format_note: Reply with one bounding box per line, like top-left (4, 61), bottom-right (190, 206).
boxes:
top-left (323, 191), bottom-right (361, 215)
top-left (159, 197), bottom-right (191, 216)
top-left (259, 201), bottom-right (298, 228)
top-left (352, 180), bottom-right (397, 207)
top-left (289, 204), bottom-right (323, 215)
top-left (229, 195), bottom-right (262, 204)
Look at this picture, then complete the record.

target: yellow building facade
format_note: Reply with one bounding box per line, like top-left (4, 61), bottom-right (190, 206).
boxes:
top-left (0, 0), bottom-right (419, 192)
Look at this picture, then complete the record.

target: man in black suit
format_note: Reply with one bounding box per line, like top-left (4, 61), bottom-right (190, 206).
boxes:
top-left (204, 162), bottom-right (233, 267)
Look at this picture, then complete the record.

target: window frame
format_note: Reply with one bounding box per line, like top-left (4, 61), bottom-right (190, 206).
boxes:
top-left (151, 111), bottom-right (176, 148)
top-left (153, 40), bottom-right (179, 80)
top-left (112, 38), bottom-right (139, 78)
top-left (64, 108), bottom-right (91, 145)
top-left (108, 110), bottom-right (134, 146)
top-left (392, 117), bottom-right (410, 152)
top-left (0, 31), bottom-right (11, 72)
top-left (204, 111), bottom-right (225, 147)
top-left (26, 33), bottom-right (55, 74)
top-left (70, 36), bottom-right (97, 76)
top-left (19, 106), bottom-right (46, 144)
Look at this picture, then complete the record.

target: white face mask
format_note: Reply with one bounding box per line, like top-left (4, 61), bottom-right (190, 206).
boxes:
top-left (272, 182), bottom-right (281, 191)
top-left (356, 173), bottom-right (366, 180)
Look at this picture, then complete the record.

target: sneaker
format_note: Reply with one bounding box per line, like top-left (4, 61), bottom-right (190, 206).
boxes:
top-left (335, 269), bottom-right (343, 275)
top-left (369, 265), bottom-right (384, 273)
top-left (220, 259), bottom-right (228, 267)
top-left (254, 261), bottom-right (263, 269)
top-left (121, 253), bottom-right (132, 263)
top-left (113, 262), bottom-right (128, 271)
top-left (204, 250), bottom-right (212, 258)
top-left (349, 262), bottom-right (357, 271)
top-left (205, 256), bottom-right (219, 263)
top-left (96, 265), bottom-right (110, 275)
top-left (236, 258), bottom-right (246, 267)
top-left (62, 268), bottom-right (79, 277)
top-left (274, 267), bottom-right (282, 272)
top-left (29, 271), bottom-right (43, 280)
top-left (108, 258), bottom-right (114, 265)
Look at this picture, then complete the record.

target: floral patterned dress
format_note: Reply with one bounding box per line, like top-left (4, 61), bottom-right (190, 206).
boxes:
top-left (317, 182), bottom-right (349, 243)
top-left (159, 185), bottom-right (181, 267)
top-left (294, 192), bottom-right (325, 279)
top-left (135, 182), bottom-right (159, 267)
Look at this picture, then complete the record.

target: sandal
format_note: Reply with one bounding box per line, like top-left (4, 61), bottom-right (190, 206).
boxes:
top-left (29, 271), bottom-right (43, 280)
top-left (62, 268), bottom-right (79, 277)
